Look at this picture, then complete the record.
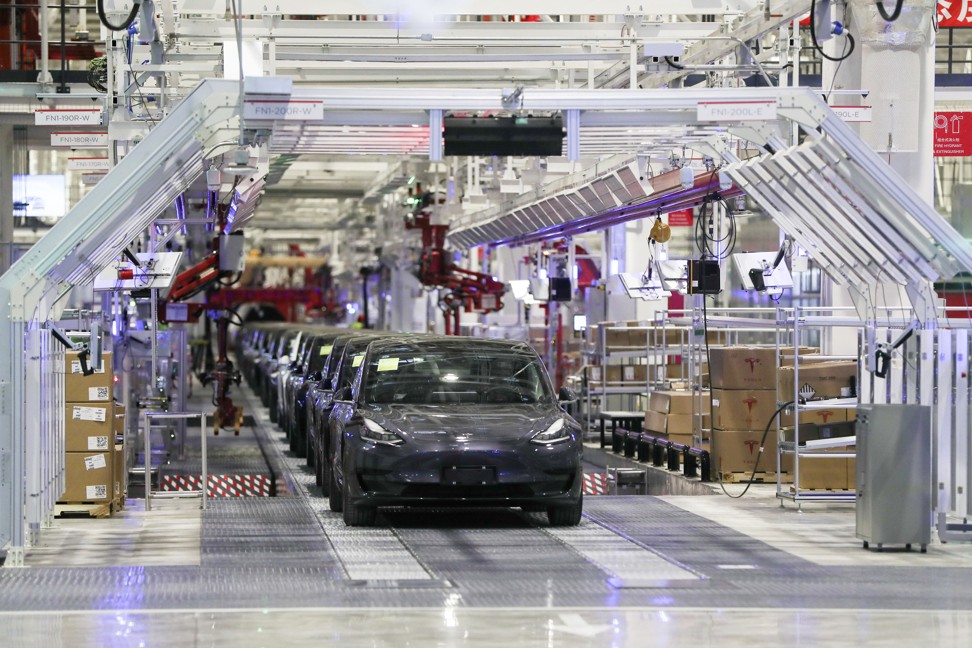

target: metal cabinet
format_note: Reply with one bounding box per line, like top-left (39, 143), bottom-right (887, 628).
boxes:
top-left (855, 404), bottom-right (932, 552)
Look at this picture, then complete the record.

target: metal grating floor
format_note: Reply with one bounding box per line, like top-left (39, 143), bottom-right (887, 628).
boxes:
top-left (2, 384), bottom-right (972, 613)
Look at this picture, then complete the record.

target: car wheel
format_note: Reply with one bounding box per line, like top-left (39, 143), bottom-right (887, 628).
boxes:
top-left (319, 445), bottom-right (330, 496)
top-left (306, 432), bottom-right (315, 467)
top-left (547, 495), bottom-right (583, 527)
top-left (315, 444), bottom-right (325, 489)
top-left (343, 479), bottom-right (376, 527)
top-left (269, 398), bottom-right (277, 423)
top-left (328, 465), bottom-right (343, 512)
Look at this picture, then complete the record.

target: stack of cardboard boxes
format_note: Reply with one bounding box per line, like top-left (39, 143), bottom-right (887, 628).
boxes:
top-left (709, 347), bottom-right (789, 476)
top-left (61, 351), bottom-right (125, 511)
top-left (643, 390), bottom-right (710, 446)
top-left (778, 359), bottom-right (858, 490)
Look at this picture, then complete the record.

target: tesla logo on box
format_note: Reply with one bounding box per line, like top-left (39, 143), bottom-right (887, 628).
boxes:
top-left (744, 357), bottom-right (761, 373)
top-left (743, 397), bottom-right (758, 413)
top-left (820, 410), bottom-right (834, 423)
top-left (744, 439), bottom-right (759, 455)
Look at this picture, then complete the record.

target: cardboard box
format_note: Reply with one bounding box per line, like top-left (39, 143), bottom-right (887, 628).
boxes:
top-left (777, 361), bottom-right (857, 400)
top-left (113, 402), bottom-right (126, 440)
top-left (712, 389), bottom-right (778, 431)
top-left (61, 451), bottom-right (114, 503)
top-left (667, 432), bottom-right (695, 447)
top-left (711, 429), bottom-right (790, 474)
top-left (64, 351), bottom-right (113, 403)
top-left (113, 444), bottom-right (126, 503)
top-left (65, 402), bottom-right (114, 452)
top-left (585, 365), bottom-right (603, 383)
top-left (601, 326), bottom-right (632, 349)
top-left (795, 457), bottom-right (849, 490)
top-left (644, 410), bottom-right (667, 434)
top-left (779, 406), bottom-right (851, 428)
top-left (709, 347), bottom-right (777, 390)
top-left (649, 390), bottom-right (710, 415)
top-left (666, 413), bottom-right (711, 435)
top-left (622, 364), bottom-right (649, 383)
top-left (605, 366), bottom-right (624, 383)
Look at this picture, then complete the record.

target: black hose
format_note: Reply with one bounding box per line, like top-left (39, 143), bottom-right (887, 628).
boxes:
top-left (720, 400), bottom-right (796, 499)
top-left (97, 0), bottom-right (141, 32)
top-left (665, 56), bottom-right (685, 70)
top-left (809, 0), bottom-right (856, 63)
top-left (876, 0), bottom-right (904, 22)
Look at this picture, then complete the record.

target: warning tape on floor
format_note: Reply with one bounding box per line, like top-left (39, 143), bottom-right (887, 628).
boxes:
top-left (583, 472), bottom-right (609, 496)
top-left (159, 474), bottom-right (272, 497)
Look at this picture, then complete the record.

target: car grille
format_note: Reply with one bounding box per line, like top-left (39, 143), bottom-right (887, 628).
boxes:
top-left (362, 477), bottom-right (574, 499)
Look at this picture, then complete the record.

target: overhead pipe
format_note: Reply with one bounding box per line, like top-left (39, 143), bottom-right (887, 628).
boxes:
top-left (38, 1), bottom-right (51, 85)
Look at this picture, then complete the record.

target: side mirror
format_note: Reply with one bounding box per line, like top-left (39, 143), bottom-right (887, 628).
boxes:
top-left (559, 387), bottom-right (577, 403)
top-left (279, 355), bottom-right (290, 366)
top-left (336, 386), bottom-right (353, 402)
top-left (311, 371), bottom-right (323, 382)
top-left (290, 361), bottom-right (300, 371)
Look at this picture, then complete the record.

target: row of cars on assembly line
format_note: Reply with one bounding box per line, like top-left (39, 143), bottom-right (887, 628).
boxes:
top-left (236, 322), bottom-right (584, 527)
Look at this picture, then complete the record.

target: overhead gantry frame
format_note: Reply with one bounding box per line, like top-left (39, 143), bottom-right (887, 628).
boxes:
top-left (5, 79), bottom-right (972, 563)
top-left (0, 79), bottom-right (241, 566)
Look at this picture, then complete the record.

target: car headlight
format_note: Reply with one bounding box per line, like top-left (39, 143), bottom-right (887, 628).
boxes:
top-left (360, 418), bottom-right (405, 447)
top-left (531, 419), bottom-right (571, 445)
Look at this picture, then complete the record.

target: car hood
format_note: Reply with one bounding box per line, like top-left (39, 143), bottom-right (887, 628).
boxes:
top-left (364, 404), bottom-right (564, 442)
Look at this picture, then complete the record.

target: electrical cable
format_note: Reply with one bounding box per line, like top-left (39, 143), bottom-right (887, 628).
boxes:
top-left (719, 399), bottom-right (796, 498)
top-left (876, 0), bottom-right (904, 22)
top-left (809, 0), bottom-right (856, 63)
top-left (694, 188), bottom-right (737, 261)
top-left (97, 0), bottom-right (140, 31)
top-left (665, 55), bottom-right (685, 70)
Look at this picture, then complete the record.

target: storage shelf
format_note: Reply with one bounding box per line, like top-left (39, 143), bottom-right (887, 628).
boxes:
top-left (794, 397), bottom-right (858, 410)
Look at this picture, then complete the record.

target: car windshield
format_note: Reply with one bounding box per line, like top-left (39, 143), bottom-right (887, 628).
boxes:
top-left (306, 338), bottom-right (335, 373)
top-left (363, 346), bottom-right (553, 405)
top-left (335, 340), bottom-right (374, 391)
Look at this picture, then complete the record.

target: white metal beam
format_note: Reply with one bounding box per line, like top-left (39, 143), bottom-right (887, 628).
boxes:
top-left (236, 1), bottom-right (760, 15)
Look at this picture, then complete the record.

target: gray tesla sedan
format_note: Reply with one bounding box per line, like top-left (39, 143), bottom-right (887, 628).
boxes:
top-left (328, 336), bottom-right (584, 527)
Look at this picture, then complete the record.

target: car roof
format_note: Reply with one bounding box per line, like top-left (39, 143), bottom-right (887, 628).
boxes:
top-left (366, 335), bottom-right (537, 355)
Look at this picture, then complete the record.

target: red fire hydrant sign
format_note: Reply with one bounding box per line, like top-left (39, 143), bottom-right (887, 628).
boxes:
top-left (934, 112), bottom-right (972, 157)
top-left (938, 0), bottom-right (972, 27)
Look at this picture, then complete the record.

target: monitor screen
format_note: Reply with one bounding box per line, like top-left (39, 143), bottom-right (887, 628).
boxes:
top-left (13, 174), bottom-right (66, 219)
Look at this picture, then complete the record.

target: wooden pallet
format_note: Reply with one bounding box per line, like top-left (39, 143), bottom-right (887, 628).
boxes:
top-left (54, 501), bottom-right (114, 519)
top-left (718, 471), bottom-right (789, 484)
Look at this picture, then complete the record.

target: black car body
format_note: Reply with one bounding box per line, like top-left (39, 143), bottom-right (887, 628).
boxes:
top-left (311, 332), bottom-right (410, 492)
top-left (305, 333), bottom-right (361, 486)
top-left (287, 331), bottom-right (345, 457)
top-left (328, 337), bottom-right (583, 527)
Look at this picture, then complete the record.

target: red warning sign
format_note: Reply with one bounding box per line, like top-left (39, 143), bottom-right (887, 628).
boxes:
top-left (668, 209), bottom-right (693, 227)
top-left (938, 0), bottom-right (972, 28)
top-left (934, 112), bottom-right (972, 157)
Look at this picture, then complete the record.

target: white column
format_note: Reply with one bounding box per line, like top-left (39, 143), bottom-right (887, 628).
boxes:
top-left (0, 125), bottom-right (11, 274)
top-left (824, 1), bottom-right (936, 353)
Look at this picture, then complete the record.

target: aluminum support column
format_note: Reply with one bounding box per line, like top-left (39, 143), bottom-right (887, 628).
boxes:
top-left (0, 125), bottom-right (11, 274)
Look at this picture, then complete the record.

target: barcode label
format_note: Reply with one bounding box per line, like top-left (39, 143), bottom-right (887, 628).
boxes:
top-left (72, 406), bottom-right (107, 422)
top-left (86, 485), bottom-right (107, 500)
top-left (88, 386), bottom-right (110, 401)
top-left (83, 454), bottom-right (107, 471)
top-left (88, 436), bottom-right (109, 451)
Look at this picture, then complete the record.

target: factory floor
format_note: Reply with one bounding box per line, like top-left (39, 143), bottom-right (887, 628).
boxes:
top-left (3, 386), bottom-right (972, 647)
